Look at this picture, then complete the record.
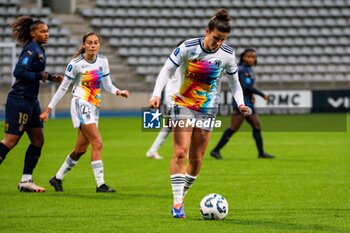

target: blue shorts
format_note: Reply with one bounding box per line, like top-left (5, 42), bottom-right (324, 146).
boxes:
top-left (4, 96), bottom-right (43, 136)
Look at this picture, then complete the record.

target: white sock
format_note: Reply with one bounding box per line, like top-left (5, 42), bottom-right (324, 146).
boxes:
top-left (91, 160), bottom-right (105, 187)
top-left (183, 173), bottom-right (197, 197)
top-left (56, 155), bottom-right (78, 180)
top-left (148, 127), bottom-right (171, 154)
top-left (21, 174), bottom-right (32, 182)
top-left (170, 174), bottom-right (186, 206)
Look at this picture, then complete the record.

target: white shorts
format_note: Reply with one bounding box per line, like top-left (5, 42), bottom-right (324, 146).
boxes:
top-left (70, 97), bottom-right (100, 128)
top-left (169, 105), bottom-right (216, 131)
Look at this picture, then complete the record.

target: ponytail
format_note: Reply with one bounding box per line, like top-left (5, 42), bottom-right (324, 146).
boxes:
top-left (10, 16), bottom-right (45, 45)
top-left (207, 8), bottom-right (231, 33)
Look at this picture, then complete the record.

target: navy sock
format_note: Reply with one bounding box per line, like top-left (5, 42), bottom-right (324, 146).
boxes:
top-left (23, 144), bottom-right (42, 174)
top-left (213, 128), bottom-right (235, 152)
top-left (0, 143), bottom-right (11, 164)
top-left (253, 128), bottom-right (264, 155)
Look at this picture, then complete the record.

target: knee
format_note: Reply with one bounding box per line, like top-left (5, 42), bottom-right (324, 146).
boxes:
top-left (90, 138), bottom-right (103, 151)
top-left (174, 148), bottom-right (188, 162)
top-left (35, 139), bottom-right (44, 148)
top-left (2, 139), bottom-right (18, 149)
top-left (29, 136), bottom-right (44, 148)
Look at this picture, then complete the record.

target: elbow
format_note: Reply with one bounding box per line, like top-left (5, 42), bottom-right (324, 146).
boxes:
top-left (13, 68), bottom-right (21, 78)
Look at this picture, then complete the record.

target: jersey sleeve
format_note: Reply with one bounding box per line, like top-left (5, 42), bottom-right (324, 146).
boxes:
top-left (225, 54), bottom-right (238, 75)
top-left (168, 42), bottom-right (187, 67)
top-left (102, 75), bottom-right (119, 95)
top-left (227, 72), bottom-right (245, 107)
top-left (13, 49), bottom-right (42, 80)
top-left (152, 59), bottom-right (178, 97)
top-left (152, 43), bottom-right (186, 97)
top-left (48, 76), bottom-right (73, 109)
top-left (101, 57), bottom-right (118, 95)
top-left (64, 60), bottom-right (77, 80)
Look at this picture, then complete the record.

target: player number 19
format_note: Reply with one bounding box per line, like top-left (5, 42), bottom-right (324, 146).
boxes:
top-left (18, 112), bottom-right (29, 125)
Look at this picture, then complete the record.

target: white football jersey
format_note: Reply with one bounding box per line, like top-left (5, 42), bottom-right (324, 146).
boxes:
top-left (65, 54), bottom-right (113, 107)
top-left (48, 54), bottom-right (118, 109)
top-left (168, 38), bottom-right (240, 113)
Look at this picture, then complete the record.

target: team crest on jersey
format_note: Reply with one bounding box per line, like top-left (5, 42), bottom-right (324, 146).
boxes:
top-left (27, 51), bottom-right (33, 55)
top-left (214, 60), bottom-right (222, 68)
top-left (99, 66), bottom-right (103, 71)
top-left (21, 57), bottom-right (29, 65)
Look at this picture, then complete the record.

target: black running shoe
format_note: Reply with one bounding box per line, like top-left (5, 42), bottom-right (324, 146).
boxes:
top-left (210, 150), bottom-right (223, 160)
top-left (96, 184), bottom-right (116, 193)
top-left (49, 176), bottom-right (63, 192)
top-left (258, 153), bottom-right (275, 159)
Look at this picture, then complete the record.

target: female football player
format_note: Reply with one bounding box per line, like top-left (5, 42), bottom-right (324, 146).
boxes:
top-left (210, 48), bottom-right (274, 159)
top-left (149, 9), bottom-right (251, 218)
top-left (40, 32), bottom-right (129, 192)
top-left (0, 16), bottom-right (62, 192)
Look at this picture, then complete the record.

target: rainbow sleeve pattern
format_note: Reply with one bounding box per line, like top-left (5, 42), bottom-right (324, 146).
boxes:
top-left (80, 69), bottom-right (103, 107)
top-left (174, 59), bottom-right (221, 113)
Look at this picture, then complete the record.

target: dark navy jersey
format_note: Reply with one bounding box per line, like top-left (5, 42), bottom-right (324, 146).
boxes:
top-left (9, 40), bottom-right (46, 101)
top-left (232, 63), bottom-right (265, 107)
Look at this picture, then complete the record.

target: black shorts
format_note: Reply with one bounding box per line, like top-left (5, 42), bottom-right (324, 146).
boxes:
top-left (4, 96), bottom-right (43, 136)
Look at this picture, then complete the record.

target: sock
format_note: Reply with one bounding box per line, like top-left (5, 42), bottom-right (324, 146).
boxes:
top-left (253, 128), bottom-right (264, 155)
top-left (183, 173), bottom-right (197, 197)
top-left (91, 160), bottom-right (105, 187)
top-left (148, 127), bottom-right (172, 154)
top-left (23, 144), bottom-right (42, 175)
top-left (0, 143), bottom-right (10, 164)
top-left (55, 155), bottom-right (78, 180)
top-left (212, 128), bottom-right (235, 152)
top-left (21, 174), bottom-right (32, 182)
top-left (170, 174), bottom-right (186, 206)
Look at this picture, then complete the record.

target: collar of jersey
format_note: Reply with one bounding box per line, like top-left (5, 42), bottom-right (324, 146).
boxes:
top-left (199, 38), bottom-right (220, 54)
top-left (81, 54), bottom-right (98, 64)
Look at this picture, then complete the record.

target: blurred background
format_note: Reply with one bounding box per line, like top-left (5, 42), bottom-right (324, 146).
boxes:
top-left (0, 0), bottom-right (349, 116)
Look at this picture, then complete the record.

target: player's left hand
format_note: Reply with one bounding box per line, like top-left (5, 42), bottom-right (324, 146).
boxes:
top-left (52, 74), bottom-right (64, 84)
top-left (239, 105), bottom-right (252, 117)
top-left (117, 90), bottom-right (129, 98)
top-left (39, 107), bottom-right (52, 122)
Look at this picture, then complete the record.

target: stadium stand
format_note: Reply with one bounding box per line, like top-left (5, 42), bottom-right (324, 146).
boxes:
top-left (1, 0), bottom-right (349, 91)
top-left (0, 0), bottom-right (78, 84)
top-left (80, 0), bottom-right (350, 89)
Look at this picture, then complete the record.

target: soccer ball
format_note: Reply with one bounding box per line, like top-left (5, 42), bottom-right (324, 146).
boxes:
top-left (199, 193), bottom-right (229, 220)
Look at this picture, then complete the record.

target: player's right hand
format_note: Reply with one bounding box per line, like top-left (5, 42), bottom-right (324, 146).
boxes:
top-left (52, 74), bottom-right (64, 84)
top-left (149, 96), bottom-right (160, 108)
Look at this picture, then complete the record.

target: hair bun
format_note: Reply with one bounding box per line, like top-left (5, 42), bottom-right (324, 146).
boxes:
top-left (214, 8), bottom-right (231, 21)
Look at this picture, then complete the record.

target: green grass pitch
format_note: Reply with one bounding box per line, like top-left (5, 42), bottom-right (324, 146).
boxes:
top-left (0, 114), bottom-right (349, 233)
